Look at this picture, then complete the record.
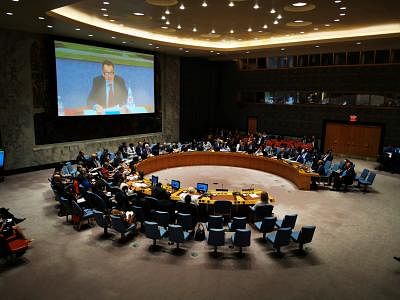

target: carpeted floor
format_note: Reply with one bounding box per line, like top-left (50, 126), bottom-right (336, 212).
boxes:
top-left (0, 159), bottom-right (399, 300)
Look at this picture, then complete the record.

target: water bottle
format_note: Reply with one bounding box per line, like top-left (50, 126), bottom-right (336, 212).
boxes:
top-left (126, 83), bottom-right (135, 112)
top-left (58, 96), bottom-right (64, 116)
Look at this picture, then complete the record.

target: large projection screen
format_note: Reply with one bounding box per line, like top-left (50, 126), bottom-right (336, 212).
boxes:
top-left (54, 40), bottom-right (155, 116)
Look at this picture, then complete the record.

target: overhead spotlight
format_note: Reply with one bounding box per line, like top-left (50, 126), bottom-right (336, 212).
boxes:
top-left (294, 20), bottom-right (304, 23)
top-left (292, 2), bottom-right (307, 6)
top-left (202, 1), bottom-right (208, 7)
top-left (325, 24), bottom-right (331, 27)
top-left (263, 24), bottom-right (268, 29)
top-left (247, 27), bottom-right (252, 32)
top-left (228, 1), bottom-right (235, 7)
top-left (193, 26), bottom-right (197, 32)
top-left (253, 1), bottom-right (260, 9)
top-left (161, 26), bottom-right (168, 29)
top-left (340, 13), bottom-right (346, 16)
top-left (211, 29), bottom-right (216, 34)
top-left (273, 20), bottom-right (279, 24)
top-left (230, 29), bottom-right (234, 34)
top-left (356, 42), bottom-right (362, 45)
top-left (88, 34), bottom-right (94, 37)
top-left (334, 19), bottom-right (340, 22)
top-left (161, 15), bottom-right (166, 20)
top-left (177, 24), bottom-right (182, 29)
top-left (315, 45), bottom-right (320, 48)
top-left (6, 12), bottom-right (14, 15)
top-left (103, 14), bottom-right (109, 17)
top-left (210, 50), bottom-right (214, 53)
top-left (179, 2), bottom-right (185, 10)
top-left (340, 6), bottom-right (346, 10)
top-left (270, 8), bottom-right (276, 14)
top-left (277, 14), bottom-right (282, 19)
top-left (334, 0), bottom-right (342, 3)
top-left (133, 12), bottom-right (144, 16)
top-left (75, 28), bottom-right (80, 31)
top-left (300, 31), bottom-right (305, 34)
top-left (165, 8), bottom-right (170, 15)
top-left (103, 1), bottom-right (110, 4)
top-left (281, 48), bottom-right (285, 51)
top-left (38, 16), bottom-right (45, 20)
top-left (165, 20), bottom-right (170, 25)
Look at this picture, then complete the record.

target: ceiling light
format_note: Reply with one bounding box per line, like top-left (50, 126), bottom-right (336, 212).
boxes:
top-left (277, 14), bottom-right (282, 19)
top-left (229, 1), bottom-right (235, 7)
top-left (230, 29), bottom-right (234, 34)
top-left (161, 26), bottom-right (168, 29)
top-left (177, 24), bottom-right (182, 29)
top-left (133, 12), bottom-right (144, 16)
top-left (165, 8), bottom-right (170, 15)
top-left (149, 43), bottom-right (153, 46)
top-left (270, 8), bottom-right (276, 14)
top-left (75, 28), bottom-right (80, 31)
top-left (340, 7), bottom-right (346, 10)
top-left (161, 15), bottom-right (166, 20)
top-left (12, 0), bottom-right (20, 2)
top-left (179, 48), bottom-right (183, 50)
top-left (101, 8), bottom-right (107, 11)
top-left (340, 13), bottom-right (346, 16)
top-left (192, 26), bottom-right (197, 32)
top-left (315, 45), bottom-right (320, 48)
top-left (247, 27), bottom-right (252, 32)
top-left (300, 31), bottom-right (305, 34)
top-left (88, 34), bottom-right (93, 37)
top-left (38, 16), bottom-right (45, 20)
top-left (111, 36), bottom-right (116, 39)
top-left (185, 50), bottom-right (189, 53)
top-left (314, 27), bottom-right (319, 30)
top-left (263, 24), bottom-right (268, 29)
top-left (217, 52), bottom-right (220, 55)
top-left (165, 20), bottom-right (170, 25)
top-left (179, 3), bottom-right (185, 10)
top-left (281, 48), bottom-right (285, 51)
top-left (253, 2), bottom-right (260, 10)
top-left (273, 20), bottom-right (279, 25)
top-left (258, 30), bottom-right (263, 33)
top-left (210, 50), bottom-right (214, 53)
top-left (325, 24), bottom-right (331, 27)
top-left (211, 29), bottom-right (216, 34)
top-left (334, 0), bottom-right (342, 3)
top-left (294, 20), bottom-right (304, 23)
top-left (47, 25), bottom-right (53, 28)
top-left (155, 46), bottom-right (160, 49)
top-left (202, 1), bottom-right (208, 7)
top-left (334, 19), bottom-right (340, 22)
top-left (356, 42), bottom-right (362, 45)
top-left (245, 51), bottom-right (250, 54)
top-left (292, 2), bottom-right (307, 6)
top-left (110, 19), bottom-right (115, 22)
top-left (103, 14), bottom-right (109, 17)
top-left (6, 12), bottom-right (13, 16)
top-left (103, 1), bottom-right (110, 4)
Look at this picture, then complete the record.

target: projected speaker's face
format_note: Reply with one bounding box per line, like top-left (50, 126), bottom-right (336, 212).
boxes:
top-left (102, 64), bottom-right (115, 83)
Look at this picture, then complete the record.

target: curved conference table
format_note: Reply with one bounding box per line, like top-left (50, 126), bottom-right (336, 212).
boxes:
top-left (136, 152), bottom-right (318, 191)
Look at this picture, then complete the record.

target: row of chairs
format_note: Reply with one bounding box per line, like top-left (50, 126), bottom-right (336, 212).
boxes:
top-left (355, 168), bottom-right (376, 191)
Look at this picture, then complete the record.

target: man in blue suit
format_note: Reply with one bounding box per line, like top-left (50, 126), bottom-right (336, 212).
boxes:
top-left (87, 60), bottom-right (128, 114)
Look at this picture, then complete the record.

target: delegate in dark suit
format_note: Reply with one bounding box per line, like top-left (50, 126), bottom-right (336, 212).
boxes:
top-left (87, 75), bottom-right (128, 109)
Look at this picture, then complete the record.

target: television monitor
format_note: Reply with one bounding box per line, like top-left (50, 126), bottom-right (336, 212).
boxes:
top-left (0, 150), bottom-right (4, 168)
top-left (54, 40), bottom-right (155, 116)
top-left (151, 175), bottom-right (158, 186)
top-left (196, 183), bottom-right (208, 193)
top-left (171, 179), bottom-right (180, 190)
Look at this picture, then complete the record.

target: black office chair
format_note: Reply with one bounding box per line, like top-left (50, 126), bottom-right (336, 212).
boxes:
top-left (214, 200), bottom-right (232, 220)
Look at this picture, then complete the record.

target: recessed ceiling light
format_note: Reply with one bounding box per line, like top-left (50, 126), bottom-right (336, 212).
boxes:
top-left (161, 15), bottom-right (166, 20)
top-left (247, 27), bottom-right (252, 32)
top-left (202, 1), bottom-right (208, 7)
top-left (245, 51), bottom-right (250, 54)
top-left (325, 24), bottom-right (331, 27)
top-left (230, 29), bottom-right (234, 34)
top-left (253, 2), bottom-right (260, 10)
top-left (111, 36), bottom-right (116, 39)
top-left (300, 31), bottom-right (305, 34)
top-left (103, 1), bottom-right (110, 4)
top-left (6, 12), bottom-right (13, 16)
top-left (277, 14), bottom-right (283, 19)
top-left (165, 20), bottom-right (170, 25)
top-left (340, 7), bottom-right (346, 10)
top-left (101, 8), bottom-right (107, 11)
top-left (193, 26), bottom-right (197, 32)
top-left (122, 41), bottom-right (127, 44)
top-left (179, 3), bottom-right (185, 10)
top-left (185, 50), bottom-right (189, 52)
top-left (211, 29), bottom-right (216, 34)
top-left (294, 20), bottom-right (304, 23)
top-left (340, 13), bottom-right (346, 16)
top-left (356, 42), bottom-right (361, 45)
top-left (263, 24), bottom-right (268, 29)
top-left (229, 1), bottom-right (235, 7)
top-left (292, 2), bottom-right (307, 6)
top-left (314, 27), bottom-right (319, 30)
top-left (133, 12), bottom-right (144, 16)
top-left (88, 34), bottom-right (93, 37)
top-left (334, 19), bottom-right (340, 22)
top-left (179, 48), bottom-right (183, 50)
top-left (75, 28), bottom-right (80, 31)
top-left (273, 20), bottom-right (279, 25)
top-left (270, 8), bottom-right (276, 14)
top-left (210, 50), bottom-right (214, 53)
top-left (217, 52), bottom-right (220, 55)
top-left (238, 38), bottom-right (242, 41)
top-left (103, 14), bottom-right (109, 17)
top-left (155, 46), bottom-right (160, 49)
top-left (315, 45), bottom-right (320, 48)
top-left (281, 48), bottom-right (285, 51)
top-left (258, 30), bottom-right (263, 33)
top-left (334, 0), bottom-right (342, 3)
top-left (38, 16), bottom-right (45, 20)
top-left (110, 19), bottom-right (115, 22)
top-left (165, 8), bottom-right (170, 15)
top-left (47, 25), bottom-right (53, 28)
top-left (177, 24), bottom-right (182, 29)
top-left (161, 26), bottom-right (168, 29)
top-left (149, 43), bottom-right (153, 46)
top-left (12, 0), bottom-right (20, 2)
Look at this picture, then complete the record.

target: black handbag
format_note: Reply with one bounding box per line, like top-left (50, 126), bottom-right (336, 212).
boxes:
top-left (194, 223), bottom-right (205, 241)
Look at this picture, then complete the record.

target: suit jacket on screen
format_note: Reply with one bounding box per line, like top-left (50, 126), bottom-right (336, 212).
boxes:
top-left (87, 75), bottom-right (128, 108)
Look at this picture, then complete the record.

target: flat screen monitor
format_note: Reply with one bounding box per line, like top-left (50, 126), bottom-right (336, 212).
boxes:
top-left (171, 179), bottom-right (180, 190)
top-left (151, 175), bottom-right (158, 186)
top-left (196, 183), bottom-right (208, 193)
top-left (54, 40), bottom-right (155, 116)
top-left (0, 150), bottom-right (4, 168)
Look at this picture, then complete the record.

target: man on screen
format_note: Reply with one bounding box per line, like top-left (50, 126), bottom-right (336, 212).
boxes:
top-left (87, 60), bottom-right (128, 114)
